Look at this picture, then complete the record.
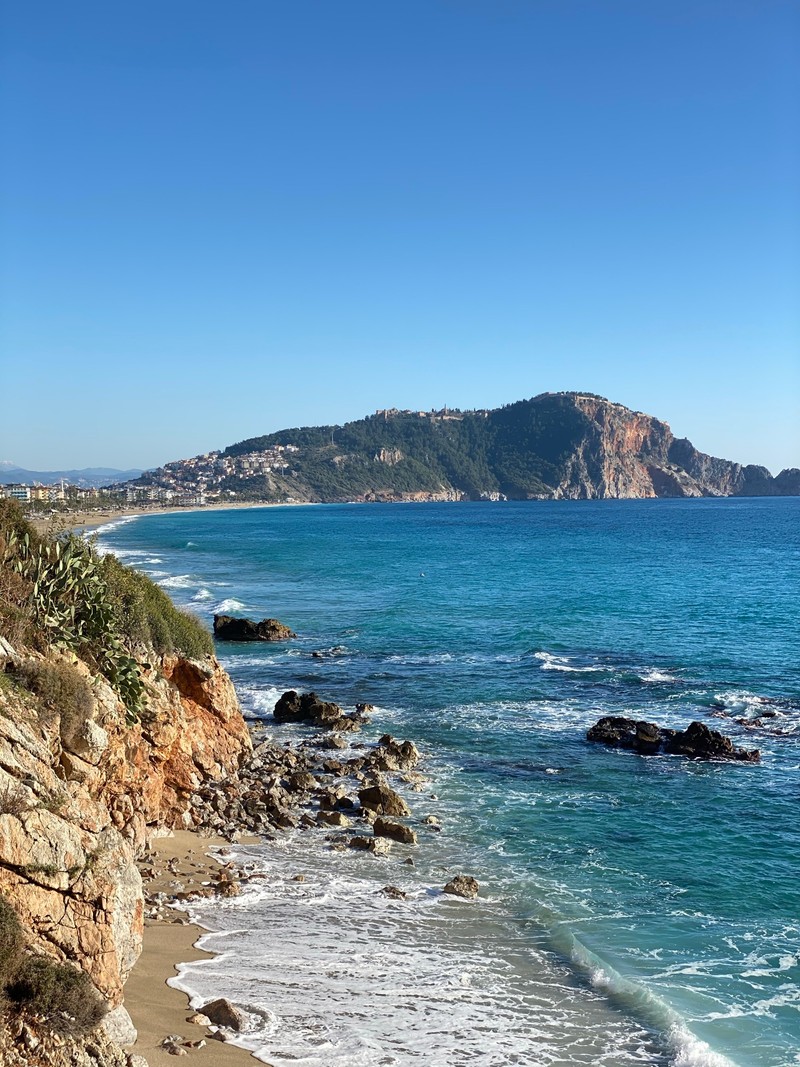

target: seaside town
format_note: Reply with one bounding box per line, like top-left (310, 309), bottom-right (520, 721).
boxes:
top-left (0, 443), bottom-right (305, 514)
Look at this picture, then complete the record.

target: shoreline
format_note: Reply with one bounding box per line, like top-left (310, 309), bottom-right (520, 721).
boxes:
top-left (27, 500), bottom-right (303, 535)
top-left (126, 829), bottom-right (258, 1066)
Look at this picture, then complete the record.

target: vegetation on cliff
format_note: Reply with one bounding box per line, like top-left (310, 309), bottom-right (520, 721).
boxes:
top-left (0, 501), bottom-right (212, 719)
top-left (0, 898), bottom-right (106, 1036)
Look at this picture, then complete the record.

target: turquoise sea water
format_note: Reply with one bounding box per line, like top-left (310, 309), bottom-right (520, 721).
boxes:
top-left (98, 499), bottom-right (800, 1067)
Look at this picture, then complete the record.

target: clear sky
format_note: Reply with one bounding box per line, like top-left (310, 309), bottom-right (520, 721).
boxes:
top-left (1, 0), bottom-right (798, 473)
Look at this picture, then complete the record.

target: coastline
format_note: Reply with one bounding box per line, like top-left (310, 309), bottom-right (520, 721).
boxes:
top-left (90, 500), bottom-right (798, 1067)
top-left (27, 500), bottom-right (291, 535)
top-left (126, 830), bottom-right (257, 1066)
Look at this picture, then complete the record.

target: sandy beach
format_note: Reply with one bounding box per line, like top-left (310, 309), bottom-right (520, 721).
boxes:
top-left (27, 500), bottom-right (284, 536)
top-left (125, 830), bottom-right (258, 1067)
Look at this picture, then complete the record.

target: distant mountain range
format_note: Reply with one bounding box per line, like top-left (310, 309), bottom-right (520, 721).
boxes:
top-left (125, 392), bottom-right (799, 503)
top-left (0, 464), bottom-right (144, 489)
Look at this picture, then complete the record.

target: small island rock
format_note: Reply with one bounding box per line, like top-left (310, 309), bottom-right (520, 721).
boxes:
top-left (587, 716), bottom-right (759, 762)
top-left (213, 614), bottom-right (296, 642)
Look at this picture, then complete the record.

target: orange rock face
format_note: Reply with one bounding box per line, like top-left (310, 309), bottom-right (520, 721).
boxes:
top-left (0, 651), bottom-right (251, 1007)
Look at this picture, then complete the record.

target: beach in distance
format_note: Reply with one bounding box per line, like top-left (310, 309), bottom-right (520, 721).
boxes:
top-left (99, 497), bottom-right (800, 1067)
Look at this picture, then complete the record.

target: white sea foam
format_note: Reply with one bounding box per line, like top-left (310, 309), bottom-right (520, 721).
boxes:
top-left (91, 516), bottom-right (141, 535)
top-left (667, 1026), bottom-right (737, 1067)
top-left (533, 651), bottom-right (608, 674)
top-left (191, 588), bottom-right (214, 602)
top-left (170, 836), bottom-right (673, 1067)
top-left (240, 688), bottom-right (286, 717)
top-left (638, 669), bottom-right (677, 684)
top-left (158, 574), bottom-right (195, 589)
top-left (212, 597), bottom-right (247, 613)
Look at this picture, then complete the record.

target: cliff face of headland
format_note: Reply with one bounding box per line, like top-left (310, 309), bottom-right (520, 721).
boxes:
top-left (537, 394), bottom-right (791, 500)
top-left (127, 392), bottom-right (798, 504)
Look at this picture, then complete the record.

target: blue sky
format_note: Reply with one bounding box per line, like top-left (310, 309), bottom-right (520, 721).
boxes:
top-left (1, 1), bottom-right (798, 473)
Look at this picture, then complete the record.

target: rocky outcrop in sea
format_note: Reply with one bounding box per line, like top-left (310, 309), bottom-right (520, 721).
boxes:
top-left (586, 715), bottom-right (760, 762)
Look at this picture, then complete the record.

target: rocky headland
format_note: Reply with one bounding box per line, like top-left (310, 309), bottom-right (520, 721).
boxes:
top-left (122, 392), bottom-right (800, 504)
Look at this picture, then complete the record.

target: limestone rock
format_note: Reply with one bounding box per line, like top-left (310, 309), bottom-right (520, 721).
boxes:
top-left (349, 835), bottom-right (392, 856)
top-left (273, 689), bottom-right (364, 732)
top-left (102, 1005), bottom-right (138, 1047)
top-left (586, 716), bottom-right (760, 762)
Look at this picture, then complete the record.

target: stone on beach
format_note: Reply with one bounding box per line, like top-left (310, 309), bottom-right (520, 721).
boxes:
top-left (198, 997), bottom-right (249, 1031)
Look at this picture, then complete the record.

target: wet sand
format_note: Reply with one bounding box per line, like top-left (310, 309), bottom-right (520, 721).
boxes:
top-left (125, 829), bottom-right (259, 1066)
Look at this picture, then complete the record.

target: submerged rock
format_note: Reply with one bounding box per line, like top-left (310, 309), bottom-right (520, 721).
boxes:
top-left (586, 716), bottom-right (760, 762)
top-left (213, 614), bottom-right (296, 642)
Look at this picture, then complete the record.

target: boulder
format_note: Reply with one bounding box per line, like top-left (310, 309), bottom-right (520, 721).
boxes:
top-left (317, 810), bottom-right (351, 828)
top-left (349, 835), bottom-right (392, 856)
top-left (358, 781), bottom-right (411, 817)
top-left (666, 720), bottom-right (760, 762)
top-left (373, 816), bottom-right (417, 845)
top-left (371, 736), bottom-right (421, 772)
top-left (586, 716), bottom-right (759, 762)
top-left (213, 615), bottom-right (296, 642)
top-left (198, 997), bottom-right (249, 1031)
top-left (443, 875), bottom-right (479, 899)
top-left (380, 885), bottom-right (407, 900)
top-left (273, 690), bottom-right (355, 731)
top-left (102, 1004), bottom-right (137, 1047)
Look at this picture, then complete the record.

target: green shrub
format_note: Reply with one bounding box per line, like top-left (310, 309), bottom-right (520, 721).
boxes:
top-left (1, 519), bottom-right (145, 720)
top-left (6, 955), bottom-right (107, 1035)
top-left (14, 659), bottom-right (94, 745)
top-left (0, 501), bottom-right (212, 724)
top-left (100, 554), bottom-right (213, 659)
top-left (0, 898), bottom-right (24, 989)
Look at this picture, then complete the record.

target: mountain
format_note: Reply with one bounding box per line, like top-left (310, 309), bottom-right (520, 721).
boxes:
top-left (0, 466), bottom-right (144, 488)
top-left (126, 392), bottom-right (800, 503)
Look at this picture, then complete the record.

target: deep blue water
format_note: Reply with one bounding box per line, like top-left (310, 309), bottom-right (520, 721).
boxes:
top-left (99, 498), bottom-right (800, 1067)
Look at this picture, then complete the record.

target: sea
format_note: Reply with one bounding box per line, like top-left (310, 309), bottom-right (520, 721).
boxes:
top-left (95, 498), bottom-right (800, 1067)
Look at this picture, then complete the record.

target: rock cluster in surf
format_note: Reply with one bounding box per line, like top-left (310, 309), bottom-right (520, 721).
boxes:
top-left (587, 716), bottom-right (760, 762)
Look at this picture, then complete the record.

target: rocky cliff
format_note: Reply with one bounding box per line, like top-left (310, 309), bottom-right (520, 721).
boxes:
top-left (125, 392), bottom-right (798, 504)
top-left (544, 395), bottom-right (789, 500)
top-left (0, 640), bottom-right (251, 1065)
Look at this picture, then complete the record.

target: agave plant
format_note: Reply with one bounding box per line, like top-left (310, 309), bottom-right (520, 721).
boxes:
top-left (3, 530), bottom-right (145, 721)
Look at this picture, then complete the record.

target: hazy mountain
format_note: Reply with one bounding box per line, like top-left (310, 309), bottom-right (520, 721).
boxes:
top-left (1, 465), bottom-right (144, 489)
